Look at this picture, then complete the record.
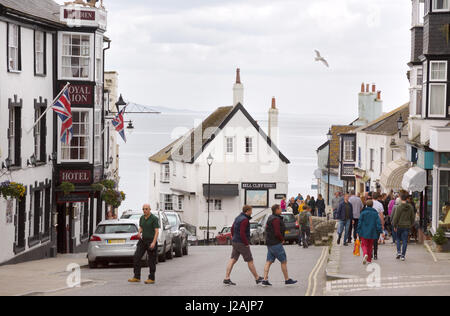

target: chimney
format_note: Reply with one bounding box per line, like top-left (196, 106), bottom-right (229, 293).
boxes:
top-left (233, 68), bottom-right (244, 106)
top-left (366, 84), bottom-right (370, 93)
top-left (361, 82), bottom-right (365, 93)
top-left (268, 96), bottom-right (279, 145)
top-left (372, 84), bottom-right (376, 93)
top-left (377, 91), bottom-right (382, 100)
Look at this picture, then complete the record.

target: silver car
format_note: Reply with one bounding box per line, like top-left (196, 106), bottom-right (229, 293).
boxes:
top-left (87, 219), bottom-right (141, 268)
top-left (120, 210), bottom-right (174, 262)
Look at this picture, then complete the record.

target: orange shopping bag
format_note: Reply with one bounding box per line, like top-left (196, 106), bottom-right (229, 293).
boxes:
top-left (353, 239), bottom-right (361, 257)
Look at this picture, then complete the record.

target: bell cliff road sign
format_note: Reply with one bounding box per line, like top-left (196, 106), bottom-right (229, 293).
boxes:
top-left (241, 183), bottom-right (276, 190)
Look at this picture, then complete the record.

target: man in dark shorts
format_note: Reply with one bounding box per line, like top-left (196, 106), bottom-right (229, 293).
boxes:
top-left (223, 205), bottom-right (263, 286)
top-left (128, 204), bottom-right (160, 284)
top-left (262, 204), bottom-right (298, 286)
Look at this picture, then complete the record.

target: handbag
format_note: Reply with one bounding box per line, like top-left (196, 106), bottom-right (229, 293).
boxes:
top-left (353, 239), bottom-right (361, 257)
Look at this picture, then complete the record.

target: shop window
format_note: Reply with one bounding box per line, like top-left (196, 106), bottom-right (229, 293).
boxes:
top-left (439, 170), bottom-right (450, 233)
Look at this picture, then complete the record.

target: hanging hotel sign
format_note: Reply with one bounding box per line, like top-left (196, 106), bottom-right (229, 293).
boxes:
top-left (242, 183), bottom-right (276, 190)
top-left (59, 83), bottom-right (94, 106)
top-left (59, 169), bottom-right (92, 184)
top-left (60, 5), bottom-right (107, 30)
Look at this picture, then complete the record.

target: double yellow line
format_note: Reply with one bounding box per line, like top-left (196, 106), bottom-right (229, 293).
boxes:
top-left (305, 246), bottom-right (328, 296)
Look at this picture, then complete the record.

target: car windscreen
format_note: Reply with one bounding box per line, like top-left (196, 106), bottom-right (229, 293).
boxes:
top-left (166, 214), bottom-right (178, 227)
top-left (281, 214), bottom-right (296, 223)
top-left (95, 224), bottom-right (138, 234)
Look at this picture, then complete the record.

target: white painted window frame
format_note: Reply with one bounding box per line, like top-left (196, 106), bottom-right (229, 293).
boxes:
top-left (432, 0), bottom-right (450, 11)
top-left (35, 31), bottom-right (45, 75)
top-left (8, 24), bottom-right (20, 72)
top-left (428, 83), bottom-right (447, 118)
top-left (430, 61), bottom-right (447, 81)
top-left (58, 32), bottom-right (94, 81)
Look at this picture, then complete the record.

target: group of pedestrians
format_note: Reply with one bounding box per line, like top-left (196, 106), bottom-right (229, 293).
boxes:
top-left (333, 189), bottom-right (417, 264)
top-left (282, 193), bottom-right (326, 218)
top-left (224, 204), bottom-right (298, 287)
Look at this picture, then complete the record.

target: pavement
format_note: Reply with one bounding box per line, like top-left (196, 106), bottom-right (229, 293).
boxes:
top-left (0, 245), bottom-right (329, 296)
top-left (324, 235), bottom-right (450, 296)
top-left (0, 253), bottom-right (91, 296)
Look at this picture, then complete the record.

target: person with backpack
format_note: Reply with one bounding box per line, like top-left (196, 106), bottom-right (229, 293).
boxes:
top-left (298, 204), bottom-right (314, 248)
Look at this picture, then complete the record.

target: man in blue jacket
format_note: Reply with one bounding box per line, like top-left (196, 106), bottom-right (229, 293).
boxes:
top-left (336, 194), bottom-right (353, 246)
top-left (357, 200), bottom-right (383, 264)
top-left (223, 205), bottom-right (263, 286)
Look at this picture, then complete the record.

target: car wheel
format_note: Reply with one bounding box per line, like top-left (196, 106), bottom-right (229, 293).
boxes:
top-left (159, 243), bottom-right (167, 262)
top-left (174, 240), bottom-right (183, 258)
top-left (88, 261), bottom-right (97, 269)
top-left (166, 242), bottom-right (174, 260)
top-left (182, 239), bottom-right (188, 256)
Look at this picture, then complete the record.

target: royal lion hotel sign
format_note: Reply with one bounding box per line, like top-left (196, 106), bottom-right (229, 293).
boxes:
top-left (60, 4), bottom-right (107, 31)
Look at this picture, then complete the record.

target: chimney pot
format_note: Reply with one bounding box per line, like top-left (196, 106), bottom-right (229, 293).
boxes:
top-left (361, 83), bottom-right (365, 93)
top-left (271, 97), bottom-right (276, 109)
top-left (377, 91), bottom-right (381, 100)
top-left (372, 84), bottom-right (376, 93)
top-left (366, 84), bottom-right (370, 93)
top-left (236, 68), bottom-right (241, 84)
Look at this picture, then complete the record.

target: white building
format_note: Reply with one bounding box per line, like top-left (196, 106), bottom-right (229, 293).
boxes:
top-left (104, 71), bottom-right (120, 184)
top-left (0, 0), bottom-right (112, 264)
top-left (149, 70), bottom-right (290, 239)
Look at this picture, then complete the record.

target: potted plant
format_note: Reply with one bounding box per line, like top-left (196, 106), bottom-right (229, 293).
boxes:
top-left (432, 227), bottom-right (448, 252)
top-left (59, 182), bottom-right (75, 196)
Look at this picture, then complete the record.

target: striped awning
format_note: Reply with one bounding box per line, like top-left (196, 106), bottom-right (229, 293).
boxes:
top-left (380, 159), bottom-right (410, 191)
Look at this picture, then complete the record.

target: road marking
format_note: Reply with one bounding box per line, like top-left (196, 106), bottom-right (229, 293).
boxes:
top-left (425, 243), bottom-right (438, 263)
top-left (305, 246), bottom-right (328, 296)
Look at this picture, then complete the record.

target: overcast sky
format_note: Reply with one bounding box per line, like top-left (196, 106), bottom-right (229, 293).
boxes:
top-left (57, 0), bottom-right (412, 119)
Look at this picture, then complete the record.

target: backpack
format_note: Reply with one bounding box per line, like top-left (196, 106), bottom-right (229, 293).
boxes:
top-left (299, 212), bottom-right (309, 226)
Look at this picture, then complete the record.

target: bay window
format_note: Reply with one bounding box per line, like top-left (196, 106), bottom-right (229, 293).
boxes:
top-left (8, 24), bottom-right (21, 72)
top-left (61, 33), bottom-right (92, 79)
top-left (343, 138), bottom-right (355, 162)
top-left (433, 0), bottom-right (449, 10)
top-left (430, 61), bottom-right (447, 81)
top-left (429, 84), bottom-right (447, 117)
top-left (61, 110), bottom-right (90, 162)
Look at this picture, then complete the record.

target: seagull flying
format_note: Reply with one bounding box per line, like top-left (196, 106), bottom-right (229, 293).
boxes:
top-left (314, 50), bottom-right (329, 68)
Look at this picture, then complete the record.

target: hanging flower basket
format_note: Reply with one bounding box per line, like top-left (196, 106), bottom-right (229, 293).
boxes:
top-left (59, 182), bottom-right (75, 196)
top-left (0, 181), bottom-right (26, 200)
top-left (91, 180), bottom-right (125, 208)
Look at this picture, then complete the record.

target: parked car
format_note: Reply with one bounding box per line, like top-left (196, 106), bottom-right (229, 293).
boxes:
top-left (165, 211), bottom-right (189, 257)
top-left (186, 230), bottom-right (199, 246)
top-left (259, 212), bottom-right (300, 244)
top-left (250, 222), bottom-right (264, 245)
top-left (215, 226), bottom-right (232, 245)
top-left (87, 219), bottom-right (141, 268)
top-left (120, 210), bottom-right (174, 262)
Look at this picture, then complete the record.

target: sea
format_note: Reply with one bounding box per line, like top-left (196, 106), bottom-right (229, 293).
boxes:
top-left (118, 109), bottom-right (353, 212)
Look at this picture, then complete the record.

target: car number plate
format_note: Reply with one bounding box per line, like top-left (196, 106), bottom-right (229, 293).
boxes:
top-left (285, 231), bottom-right (290, 234)
top-left (108, 239), bottom-right (126, 244)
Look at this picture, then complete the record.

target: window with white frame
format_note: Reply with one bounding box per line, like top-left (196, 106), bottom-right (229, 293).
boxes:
top-left (61, 110), bottom-right (90, 161)
top-left (430, 61), bottom-right (447, 81)
top-left (226, 137), bottom-right (234, 154)
top-left (8, 107), bottom-right (15, 163)
top-left (8, 24), bottom-right (20, 72)
top-left (163, 194), bottom-right (173, 211)
top-left (433, 0), bottom-right (449, 10)
top-left (161, 164), bottom-right (170, 182)
top-left (343, 138), bottom-right (355, 162)
top-left (429, 84), bottom-right (447, 117)
top-left (61, 33), bottom-right (91, 79)
top-left (35, 31), bottom-right (45, 75)
top-left (369, 149), bottom-right (375, 171)
top-left (245, 137), bottom-right (253, 154)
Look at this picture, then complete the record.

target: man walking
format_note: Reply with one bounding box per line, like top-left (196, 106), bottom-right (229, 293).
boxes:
top-left (128, 204), bottom-right (160, 284)
top-left (298, 204), bottom-right (314, 248)
top-left (336, 194), bottom-right (353, 246)
top-left (348, 190), bottom-right (364, 244)
top-left (392, 192), bottom-right (416, 261)
top-left (263, 204), bottom-right (297, 286)
top-left (224, 205), bottom-right (263, 286)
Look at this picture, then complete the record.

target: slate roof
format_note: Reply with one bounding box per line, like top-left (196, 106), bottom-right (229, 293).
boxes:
top-left (0, 0), bottom-right (62, 25)
top-left (149, 103), bottom-right (290, 164)
top-left (360, 103), bottom-right (410, 135)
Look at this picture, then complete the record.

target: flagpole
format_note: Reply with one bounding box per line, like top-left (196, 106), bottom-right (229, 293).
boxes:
top-left (27, 82), bottom-right (71, 134)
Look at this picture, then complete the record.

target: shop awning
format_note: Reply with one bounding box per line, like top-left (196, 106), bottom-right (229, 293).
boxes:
top-left (402, 167), bottom-right (427, 192)
top-left (380, 159), bottom-right (410, 191)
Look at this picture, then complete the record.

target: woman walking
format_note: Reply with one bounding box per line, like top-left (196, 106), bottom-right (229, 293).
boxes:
top-left (316, 194), bottom-right (326, 217)
top-left (357, 200), bottom-right (383, 265)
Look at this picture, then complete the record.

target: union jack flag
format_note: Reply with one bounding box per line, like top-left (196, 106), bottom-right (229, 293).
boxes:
top-left (52, 87), bottom-right (73, 145)
top-left (112, 106), bottom-right (127, 143)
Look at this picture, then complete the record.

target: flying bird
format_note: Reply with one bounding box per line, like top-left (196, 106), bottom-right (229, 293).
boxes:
top-left (314, 50), bottom-right (329, 68)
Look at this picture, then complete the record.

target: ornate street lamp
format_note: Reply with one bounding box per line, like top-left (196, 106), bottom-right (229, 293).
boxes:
top-left (206, 153), bottom-right (214, 245)
top-left (397, 114), bottom-right (405, 138)
top-left (115, 94), bottom-right (127, 113)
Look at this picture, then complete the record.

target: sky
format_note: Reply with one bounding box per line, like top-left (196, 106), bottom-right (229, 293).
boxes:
top-left (56, 0), bottom-right (412, 120)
